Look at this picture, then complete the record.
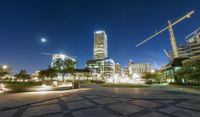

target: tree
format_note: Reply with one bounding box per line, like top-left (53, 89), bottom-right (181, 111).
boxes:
top-left (53, 59), bottom-right (63, 70)
top-left (60, 59), bottom-right (76, 83)
top-left (142, 72), bottom-right (153, 84)
top-left (176, 61), bottom-right (200, 85)
top-left (0, 66), bottom-right (10, 80)
top-left (153, 72), bottom-right (166, 83)
top-left (38, 68), bottom-right (57, 82)
top-left (142, 71), bottom-right (166, 84)
top-left (52, 58), bottom-right (65, 81)
top-left (56, 58), bottom-right (78, 88)
top-left (52, 58), bottom-right (76, 82)
top-left (38, 70), bottom-right (46, 81)
top-left (15, 70), bottom-right (31, 80)
top-left (0, 70), bottom-right (9, 80)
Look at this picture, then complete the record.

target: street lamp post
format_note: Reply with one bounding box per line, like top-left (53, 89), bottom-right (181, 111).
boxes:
top-left (0, 65), bottom-right (8, 82)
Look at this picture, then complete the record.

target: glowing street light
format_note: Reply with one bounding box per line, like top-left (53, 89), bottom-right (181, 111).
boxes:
top-left (2, 65), bottom-right (8, 70)
top-left (151, 69), bottom-right (155, 73)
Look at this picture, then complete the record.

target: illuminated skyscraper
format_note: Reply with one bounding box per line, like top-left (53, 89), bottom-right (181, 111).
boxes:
top-left (86, 30), bottom-right (115, 80)
top-left (93, 31), bottom-right (108, 59)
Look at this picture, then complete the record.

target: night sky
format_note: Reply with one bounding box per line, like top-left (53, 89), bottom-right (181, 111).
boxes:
top-left (0, 0), bottom-right (200, 73)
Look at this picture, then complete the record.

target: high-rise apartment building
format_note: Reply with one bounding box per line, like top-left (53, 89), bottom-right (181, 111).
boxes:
top-left (187, 28), bottom-right (200, 58)
top-left (93, 31), bottom-right (108, 59)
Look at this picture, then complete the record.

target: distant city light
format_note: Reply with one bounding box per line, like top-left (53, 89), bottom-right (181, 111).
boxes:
top-left (151, 69), bottom-right (155, 73)
top-left (2, 65), bottom-right (8, 69)
top-left (41, 38), bottom-right (47, 43)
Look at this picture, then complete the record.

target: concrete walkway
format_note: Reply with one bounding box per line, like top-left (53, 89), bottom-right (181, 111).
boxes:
top-left (0, 85), bottom-right (200, 117)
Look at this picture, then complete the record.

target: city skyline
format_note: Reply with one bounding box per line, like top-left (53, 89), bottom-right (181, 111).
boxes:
top-left (0, 0), bottom-right (200, 73)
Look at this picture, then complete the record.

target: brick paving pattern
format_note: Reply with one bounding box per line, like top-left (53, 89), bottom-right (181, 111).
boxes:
top-left (0, 93), bottom-right (199, 117)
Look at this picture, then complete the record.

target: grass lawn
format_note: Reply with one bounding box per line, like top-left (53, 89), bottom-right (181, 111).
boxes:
top-left (100, 83), bottom-right (150, 88)
top-left (2, 82), bottom-right (42, 92)
top-left (168, 84), bottom-right (200, 91)
top-left (79, 80), bottom-right (105, 85)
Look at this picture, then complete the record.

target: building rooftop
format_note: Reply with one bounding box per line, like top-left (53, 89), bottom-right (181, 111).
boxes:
top-left (52, 53), bottom-right (76, 61)
top-left (94, 30), bottom-right (105, 34)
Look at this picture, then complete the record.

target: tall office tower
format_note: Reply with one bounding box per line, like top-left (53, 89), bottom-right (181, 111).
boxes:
top-left (93, 30), bottom-right (108, 59)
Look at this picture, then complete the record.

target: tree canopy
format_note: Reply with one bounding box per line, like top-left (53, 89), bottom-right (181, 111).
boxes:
top-left (0, 66), bottom-right (11, 79)
top-left (52, 58), bottom-right (76, 81)
top-left (38, 68), bottom-right (57, 81)
top-left (15, 70), bottom-right (31, 80)
top-left (176, 61), bottom-right (200, 85)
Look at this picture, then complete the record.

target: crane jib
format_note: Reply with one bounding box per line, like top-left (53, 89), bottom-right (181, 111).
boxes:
top-left (136, 10), bottom-right (195, 47)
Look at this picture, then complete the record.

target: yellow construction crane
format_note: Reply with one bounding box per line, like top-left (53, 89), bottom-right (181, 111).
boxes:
top-left (136, 10), bottom-right (195, 58)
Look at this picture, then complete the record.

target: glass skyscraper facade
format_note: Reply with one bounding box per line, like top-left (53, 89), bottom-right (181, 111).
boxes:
top-left (93, 31), bottom-right (108, 59)
top-left (86, 58), bottom-right (115, 80)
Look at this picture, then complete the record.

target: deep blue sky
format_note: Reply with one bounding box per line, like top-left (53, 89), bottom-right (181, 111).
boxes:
top-left (0, 0), bottom-right (200, 73)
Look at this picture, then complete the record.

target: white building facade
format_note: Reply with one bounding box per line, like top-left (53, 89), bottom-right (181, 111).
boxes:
top-left (51, 54), bottom-right (76, 68)
top-left (128, 62), bottom-right (152, 79)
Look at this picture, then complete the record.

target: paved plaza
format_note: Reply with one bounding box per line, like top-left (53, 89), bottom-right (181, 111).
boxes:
top-left (0, 85), bottom-right (200, 117)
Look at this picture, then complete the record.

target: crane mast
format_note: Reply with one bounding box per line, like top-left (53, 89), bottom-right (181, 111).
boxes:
top-left (136, 10), bottom-right (194, 59)
top-left (168, 20), bottom-right (179, 58)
